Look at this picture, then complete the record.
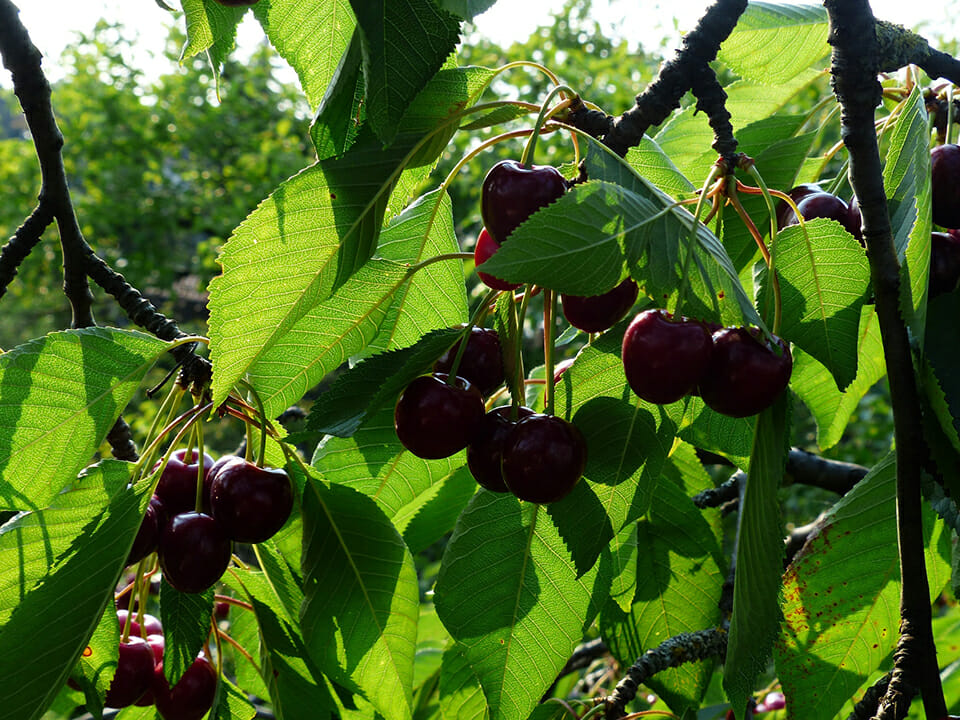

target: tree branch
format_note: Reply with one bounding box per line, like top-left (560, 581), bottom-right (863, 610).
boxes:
top-left (0, 204), bottom-right (54, 301)
top-left (823, 2), bottom-right (944, 718)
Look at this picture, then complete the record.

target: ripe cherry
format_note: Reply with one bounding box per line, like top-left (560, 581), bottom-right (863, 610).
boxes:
top-left (475, 227), bottom-right (521, 291)
top-left (159, 512), bottom-right (232, 594)
top-left (117, 610), bottom-right (163, 638)
top-left (698, 327), bottom-right (792, 418)
top-left (930, 231), bottom-right (960, 297)
top-left (128, 494), bottom-right (165, 565)
top-left (847, 195), bottom-right (863, 244)
top-left (153, 655), bottom-right (218, 720)
top-left (467, 406), bottom-right (535, 492)
top-left (394, 374), bottom-right (485, 459)
top-left (561, 278), bottom-right (639, 333)
top-left (621, 309), bottom-right (714, 405)
top-left (135, 634), bottom-right (166, 706)
top-left (931, 144), bottom-right (960, 228)
top-left (153, 449), bottom-right (215, 516)
top-left (775, 184), bottom-right (822, 230)
top-left (210, 458), bottom-right (293, 543)
top-left (104, 636), bottom-right (155, 708)
top-left (481, 160), bottom-right (568, 245)
top-left (501, 414), bottom-right (587, 503)
top-left (779, 191), bottom-right (860, 237)
top-left (433, 327), bottom-right (505, 396)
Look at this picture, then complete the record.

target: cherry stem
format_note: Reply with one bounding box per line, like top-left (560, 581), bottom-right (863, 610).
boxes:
top-left (405, 252), bottom-right (475, 278)
top-left (136, 401), bottom-right (213, 478)
top-left (215, 626), bottom-right (256, 668)
top-left (494, 60), bottom-right (563, 89)
top-left (520, 85), bottom-right (577, 167)
top-left (543, 290), bottom-right (557, 416)
top-left (214, 594), bottom-right (253, 612)
top-left (444, 289), bottom-right (497, 386)
top-left (744, 163), bottom-right (784, 335)
top-left (674, 163), bottom-right (723, 319)
top-left (238, 379), bottom-right (268, 468)
top-left (211, 615), bottom-right (225, 682)
top-left (137, 381), bottom-right (184, 483)
top-left (511, 288), bottom-right (532, 413)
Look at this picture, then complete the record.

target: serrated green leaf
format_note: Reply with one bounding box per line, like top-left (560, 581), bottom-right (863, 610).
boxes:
top-left (368, 190), bottom-right (468, 353)
top-left (724, 393), bottom-right (789, 715)
top-left (607, 523), bottom-right (639, 614)
top-left (624, 136), bottom-right (696, 199)
top-left (437, 0), bottom-right (497, 21)
top-left (792, 304), bottom-right (885, 449)
top-left (305, 326), bottom-right (463, 436)
top-left (393, 465), bottom-right (477, 554)
top-left (255, 0), bottom-right (356, 111)
top-left (160, 580), bottom-right (214, 685)
top-left (718, 2), bottom-right (828, 85)
top-left (301, 475), bottom-right (418, 720)
top-left (0, 460), bottom-right (145, 720)
top-left (221, 591), bottom-right (270, 701)
top-left (180, 0), bottom-right (246, 89)
top-left (0, 328), bottom-right (169, 510)
top-left (759, 220), bottom-right (870, 389)
top-left (349, 0), bottom-right (461, 145)
top-left (311, 29), bottom-right (365, 158)
top-left (439, 644), bottom-right (489, 720)
top-left (72, 604), bottom-right (121, 712)
top-left (207, 131), bottom-right (410, 408)
top-left (670, 397), bottom-right (756, 470)
top-left (883, 87), bottom-right (932, 339)
top-left (923, 292), bottom-right (960, 459)
top-left (601, 479), bottom-right (725, 715)
top-left (211, 676), bottom-right (258, 720)
top-left (774, 453), bottom-right (950, 720)
top-left (434, 493), bottom-right (607, 720)
top-left (245, 259), bottom-right (409, 420)
top-left (414, 605), bottom-right (452, 691)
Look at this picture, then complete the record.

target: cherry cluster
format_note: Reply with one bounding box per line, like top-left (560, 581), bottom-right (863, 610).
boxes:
top-left (129, 449), bottom-right (293, 594)
top-left (394, 327), bottom-right (587, 504)
top-left (96, 610), bottom-right (217, 718)
top-left (622, 309), bottom-right (792, 418)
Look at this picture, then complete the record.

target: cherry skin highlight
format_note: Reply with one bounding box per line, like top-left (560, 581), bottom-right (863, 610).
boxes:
top-left (501, 414), bottom-right (587, 504)
top-left (210, 458), bottom-right (294, 543)
top-left (621, 309), bottom-right (714, 405)
top-left (159, 512), bottom-right (232, 594)
top-left (561, 278), bottom-right (639, 333)
top-left (394, 374), bottom-right (485, 459)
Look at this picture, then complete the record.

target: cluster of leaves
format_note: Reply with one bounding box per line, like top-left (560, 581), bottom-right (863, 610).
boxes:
top-left (3, 2), bottom-right (960, 720)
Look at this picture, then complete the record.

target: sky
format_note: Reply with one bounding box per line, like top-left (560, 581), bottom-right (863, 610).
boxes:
top-left (3, 0), bottom-right (958, 90)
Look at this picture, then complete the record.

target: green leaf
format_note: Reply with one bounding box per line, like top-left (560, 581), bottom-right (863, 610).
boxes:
top-left (72, 604), bottom-right (120, 712)
top-left (670, 398), bottom-right (756, 470)
top-left (774, 453), bottom-right (950, 719)
top-left (439, 644), bottom-right (489, 720)
top-left (718, 2), bottom-right (828, 86)
top-left (207, 130), bottom-right (410, 408)
top-left (923, 292), bottom-right (960, 451)
top-left (624, 136), bottom-right (696, 199)
top-left (255, 0), bottom-right (356, 111)
top-left (160, 580), bottom-right (214, 685)
top-left (245, 259), bottom-right (409, 420)
top-left (310, 29), bottom-right (365, 159)
top-left (0, 460), bottom-right (146, 720)
top-left (0, 327), bottom-right (169, 510)
top-left (305, 326), bottom-right (463, 437)
top-left (601, 478), bottom-right (725, 715)
top-left (759, 220), bottom-right (870, 390)
top-left (300, 475), bottom-right (418, 720)
top-left (211, 676), bottom-right (258, 720)
top-left (607, 523), bottom-right (639, 613)
top-left (723, 393), bottom-right (789, 715)
top-left (791, 304), bottom-right (885, 450)
top-left (414, 604), bottom-right (452, 691)
top-left (368, 190), bottom-right (469, 353)
top-left (436, 0), bottom-right (498, 21)
top-left (180, 0), bottom-right (247, 89)
top-left (349, 0), bottom-right (461, 145)
top-left (393, 465), bottom-right (477, 554)
top-left (434, 493), bottom-right (607, 720)
top-left (883, 87), bottom-right (932, 340)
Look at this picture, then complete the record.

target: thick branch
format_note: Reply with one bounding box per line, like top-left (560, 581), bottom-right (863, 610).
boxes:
top-left (848, 674), bottom-right (892, 720)
top-left (823, 1), bottom-right (944, 718)
top-left (0, 204), bottom-right (54, 301)
top-left (690, 65), bottom-right (738, 163)
top-left (874, 20), bottom-right (960, 83)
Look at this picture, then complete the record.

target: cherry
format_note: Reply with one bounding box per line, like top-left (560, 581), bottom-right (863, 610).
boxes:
top-left (153, 449), bottom-right (215, 516)
top-left (203, 454), bottom-right (243, 514)
top-left (561, 278), bottom-right (639, 333)
top-left (775, 183), bottom-right (822, 230)
top-left (847, 195), bottom-right (863, 243)
top-left (104, 636), bottom-right (155, 708)
top-left (930, 231), bottom-right (960, 297)
top-left (466, 406), bottom-right (535, 492)
top-left (931, 144), bottom-right (960, 228)
top-left (501, 414), bottom-right (587, 503)
top-left (153, 655), bottom-right (218, 720)
top-left (475, 227), bottom-right (521, 291)
top-left (621, 309), bottom-right (714, 405)
top-left (433, 327), bottom-right (505, 396)
top-left (394, 374), bottom-right (485, 459)
top-left (117, 610), bottom-right (163, 638)
top-left (779, 191), bottom-right (860, 237)
top-left (159, 512), bottom-right (232, 594)
top-left (210, 458), bottom-right (293, 543)
top-left (553, 357), bottom-right (575, 383)
top-left (698, 327), bottom-right (792, 418)
top-left (128, 494), bottom-right (165, 565)
top-left (481, 160), bottom-right (568, 245)
top-left (135, 634), bottom-right (166, 706)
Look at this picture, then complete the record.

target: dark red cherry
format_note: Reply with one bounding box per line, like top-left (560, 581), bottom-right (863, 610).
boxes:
top-left (621, 309), bottom-right (714, 404)
top-left (931, 231), bottom-right (960, 297)
top-left (153, 449), bottom-right (215, 516)
top-left (104, 636), bottom-right (155, 708)
top-left (932, 144), bottom-right (960, 228)
top-left (847, 195), bottom-right (863, 243)
top-left (466, 406), bottom-right (535, 492)
top-left (135, 634), bottom-right (166, 706)
top-left (159, 512), bottom-right (232, 594)
top-left (394, 374), bottom-right (485, 459)
top-left (128, 494), bottom-right (165, 565)
top-left (153, 655), bottom-right (218, 720)
top-left (561, 278), bottom-right (639, 333)
top-left (501, 414), bottom-right (587, 503)
top-left (779, 191), bottom-right (858, 237)
top-left (434, 327), bottom-right (505, 396)
top-left (475, 227), bottom-right (521, 291)
top-left (775, 184), bottom-right (822, 230)
top-left (698, 327), bottom-right (793, 418)
top-left (210, 458), bottom-right (293, 543)
top-left (481, 160), bottom-right (568, 245)
top-left (117, 610), bottom-right (163, 639)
